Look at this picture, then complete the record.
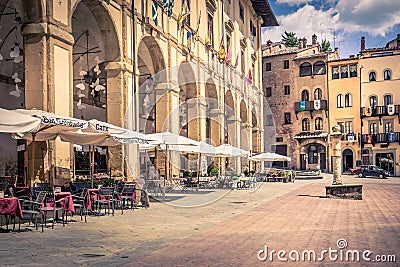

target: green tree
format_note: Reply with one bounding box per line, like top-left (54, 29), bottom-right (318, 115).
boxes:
top-left (281, 31), bottom-right (298, 47)
top-left (321, 39), bottom-right (332, 52)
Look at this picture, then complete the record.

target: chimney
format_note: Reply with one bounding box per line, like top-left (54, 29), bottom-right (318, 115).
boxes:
top-left (361, 36), bottom-right (366, 51)
top-left (298, 39), bottom-right (303, 49)
top-left (397, 34), bottom-right (400, 49)
top-left (312, 34), bottom-right (317, 45)
top-left (303, 38), bottom-right (307, 48)
top-left (335, 47), bottom-right (338, 53)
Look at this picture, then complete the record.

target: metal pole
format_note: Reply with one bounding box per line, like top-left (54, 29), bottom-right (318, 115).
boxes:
top-left (30, 133), bottom-right (36, 186)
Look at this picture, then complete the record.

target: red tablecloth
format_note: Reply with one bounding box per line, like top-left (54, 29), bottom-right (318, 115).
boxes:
top-left (0, 197), bottom-right (23, 218)
top-left (44, 192), bottom-right (75, 214)
top-left (86, 189), bottom-right (99, 211)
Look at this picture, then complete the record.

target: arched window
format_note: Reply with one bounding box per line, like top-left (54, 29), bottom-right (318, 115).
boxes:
top-left (337, 94), bottom-right (343, 108)
top-left (369, 95), bottom-right (378, 108)
top-left (345, 93), bottom-right (352, 107)
top-left (302, 118), bottom-right (310, 131)
top-left (383, 69), bottom-right (391, 80)
top-left (314, 88), bottom-right (322, 100)
top-left (384, 94), bottom-right (392, 106)
top-left (300, 62), bottom-right (312, 76)
top-left (313, 61), bottom-right (326, 75)
top-left (315, 117), bottom-right (323, 130)
top-left (301, 90), bottom-right (309, 101)
top-left (369, 71), bottom-right (376, 82)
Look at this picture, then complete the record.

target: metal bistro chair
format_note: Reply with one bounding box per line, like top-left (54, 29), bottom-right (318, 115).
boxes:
top-left (120, 184), bottom-right (136, 214)
top-left (40, 192), bottom-right (66, 229)
top-left (93, 187), bottom-right (116, 216)
top-left (19, 191), bottom-right (47, 232)
top-left (72, 189), bottom-right (88, 222)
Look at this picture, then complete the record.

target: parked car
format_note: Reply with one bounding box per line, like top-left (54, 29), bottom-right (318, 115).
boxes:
top-left (349, 167), bottom-right (361, 175)
top-left (358, 165), bottom-right (389, 178)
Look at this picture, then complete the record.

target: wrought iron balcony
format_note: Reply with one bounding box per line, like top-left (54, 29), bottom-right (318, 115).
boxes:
top-left (294, 100), bottom-right (328, 112)
top-left (360, 105), bottom-right (400, 118)
top-left (361, 132), bottom-right (400, 144)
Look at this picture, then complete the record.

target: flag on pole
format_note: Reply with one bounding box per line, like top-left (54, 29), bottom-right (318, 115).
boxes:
top-left (177, 0), bottom-right (189, 31)
top-left (192, 11), bottom-right (201, 49)
top-left (225, 46), bottom-right (232, 63)
top-left (187, 31), bottom-right (192, 51)
top-left (164, 0), bottom-right (175, 18)
top-left (234, 52), bottom-right (239, 68)
top-left (218, 37), bottom-right (226, 62)
top-left (152, 0), bottom-right (159, 26)
top-left (248, 68), bottom-right (253, 84)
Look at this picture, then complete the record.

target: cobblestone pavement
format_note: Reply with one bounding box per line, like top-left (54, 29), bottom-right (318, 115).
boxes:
top-left (1, 175), bottom-right (399, 266)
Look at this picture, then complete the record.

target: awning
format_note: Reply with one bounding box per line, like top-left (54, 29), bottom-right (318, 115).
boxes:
top-left (249, 152), bottom-right (291, 162)
top-left (294, 132), bottom-right (328, 139)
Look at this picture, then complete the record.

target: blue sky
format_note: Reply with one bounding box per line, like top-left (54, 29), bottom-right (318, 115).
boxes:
top-left (262, 0), bottom-right (400, 57)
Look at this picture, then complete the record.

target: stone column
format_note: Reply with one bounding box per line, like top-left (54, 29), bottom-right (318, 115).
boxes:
top-left (331, 125), bottom-right (343, 185)
top-left (23, 23), bottom-right (75, 186)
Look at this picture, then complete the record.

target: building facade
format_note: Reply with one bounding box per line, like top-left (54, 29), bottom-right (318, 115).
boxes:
top-left (262, 36), bottom-right (338, 171)
top-left (359, 35), bottom-right (400, 176)
top-left (0, 0), bottom-right (277, 185)
top-left (327, 57), bottom-right (361, 172)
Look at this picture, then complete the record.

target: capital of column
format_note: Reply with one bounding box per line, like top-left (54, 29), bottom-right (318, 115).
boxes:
top-left (22, 23), bottom-right (74, 45)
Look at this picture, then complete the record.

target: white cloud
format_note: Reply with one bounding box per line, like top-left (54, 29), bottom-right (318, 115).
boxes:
top-left (275, 0), bottom-right (312, 6)
top-left (335, 0), bottom-right (400, 37)
top-left (262, 5), bottom-right (338, 46)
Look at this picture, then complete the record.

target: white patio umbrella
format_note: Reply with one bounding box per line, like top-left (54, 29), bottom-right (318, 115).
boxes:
top-left (0, 108), bottom-right (41, 133)
top-left (248, 152), bottom-right (291, 162)
top-left (215, 144), bottom-right (249, 157)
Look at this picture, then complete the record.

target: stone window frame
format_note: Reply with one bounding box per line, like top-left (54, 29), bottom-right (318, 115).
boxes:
top-left (284, 112), bottom-right (291, 124)
top-left (345, 93), bottom-right (352, 107)
top-left (368, 121), bottom-right (379, 134)
top-left (283, 60), bottom-right (289, 69)
top-left (315, 117), bottom-right (323, 131)
top-left (383, 119), bottom-right (393, 133)
top-left (302, 118), bottom-right (310, 131)
top-left (332, 66), bottom-right (339, 79)
top-left (284, 85), bottom-right (290, 95)
top-left (336, 94), bottom-right (344, 108)
top-left (368, 71), bottom-right (377, 82)
top-left (369, 95), bottom-right (378, 108)
top-left (383, 69), bottom-right (392, 80)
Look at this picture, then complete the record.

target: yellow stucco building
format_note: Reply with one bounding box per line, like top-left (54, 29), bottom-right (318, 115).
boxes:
top-left (327, 57), bottom-right (361, 171)
top-left (359, 35), bottom-right (400, 175)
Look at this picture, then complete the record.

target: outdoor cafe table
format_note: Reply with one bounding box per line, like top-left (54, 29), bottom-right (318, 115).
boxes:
top-left (43, 192), bottom-right (75, 214)
top-left (0, 197), bottom-right (23, 219)
top-left (86, 189), bottom-right (99, 211)
top-left (0, 197), bottom-right (23, 231)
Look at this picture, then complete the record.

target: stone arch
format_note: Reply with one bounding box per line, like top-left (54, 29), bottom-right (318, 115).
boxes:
top-left (240, 100), bottom-right (248, 124)
top-left (342, 148), bottom-right (354, 170)
top-left (225, 90), bottom-right (235, 117)
top-left (178, 62), bottom-right (197, 138)
top-left (137, 36), bottom-right (166, 134)
top-left (72, 1), bottom-right (120, 121)
top-left (240, 100), bottom-right (249, 151)
top-left (205, 79), bottom-right (220, 145)
top-left (224, 90), bottom-right (235, 145)
top-left (72, 0), bottom-right (120, 62)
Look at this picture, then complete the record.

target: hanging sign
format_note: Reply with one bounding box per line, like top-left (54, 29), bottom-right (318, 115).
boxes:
top-left (314, 100), bottom-right (321, 110)
top-left (365, 106), bottom-right (372, 117)
top-left (300, 101), bottom-right (306, 111)
top-left (387, 104), bottom-right (395, 115)
top-left (388, 132), bottom-right (395, 143)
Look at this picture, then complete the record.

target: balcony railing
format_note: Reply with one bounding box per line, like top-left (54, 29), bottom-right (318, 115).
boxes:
top-left (341, 133), bottom-right (358, 142)
top-left (361, 132), bottom-right (400, 144)
top-left (294, 100), bottom-right (328, 112)
top-left (360, 105), bottom-right (400, 117)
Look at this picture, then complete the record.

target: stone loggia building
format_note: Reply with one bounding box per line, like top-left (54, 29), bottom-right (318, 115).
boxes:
top-left (0, 0), bottom-right (277, 185)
